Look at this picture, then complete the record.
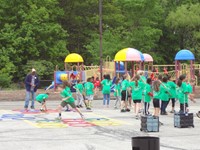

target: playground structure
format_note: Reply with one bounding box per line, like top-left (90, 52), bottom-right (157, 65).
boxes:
top-left (53, 53), bottom-right (116, 88)
top-left (113, 48), bottom-right (199, 85)
top-left (53, 49), bottom-right (199, 89)
top-left (114, 48), bottom-right (145, 78)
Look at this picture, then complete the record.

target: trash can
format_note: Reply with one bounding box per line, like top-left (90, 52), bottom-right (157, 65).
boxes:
top-left (132, 136), bottom-right (160, 150)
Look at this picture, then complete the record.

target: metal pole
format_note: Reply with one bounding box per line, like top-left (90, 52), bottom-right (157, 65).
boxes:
top-left (99, 0), bottom-right (103, 80)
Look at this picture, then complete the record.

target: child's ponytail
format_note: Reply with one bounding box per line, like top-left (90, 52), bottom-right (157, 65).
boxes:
top-left (177, 75), bottom-right (186, 87)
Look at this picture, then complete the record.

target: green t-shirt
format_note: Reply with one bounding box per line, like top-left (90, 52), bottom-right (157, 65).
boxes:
top-left (84, 82), bottom-right (94, 96)
top-left (121, 79), bottom-right (129, 91)
top-left (177, 82), bottom-right (188, 104)
top-left (144, 84), bottom-right (151, 102)
top-left (101, 79), bottom-right (112, 94)
top-left (167, 81), bottom-right (177, 98)
top-left (159, 82), bottom-right (170, 101)
top-left (36, 94), bottom-right (48, 102)
top-left (114, 83), bottom-right (121, 96)
top-left (60, 87), bottom-right (74, 103)
top-left (187, 84), bottom-right (193, 93)
top-left (153, 90), bottom-right (161, 99)
top-left (75, 83), bottom-right (84, 93)
top-left (130, 81), bottom-right (145, 100)
top-left (139, 75), bottom-right (147, 83)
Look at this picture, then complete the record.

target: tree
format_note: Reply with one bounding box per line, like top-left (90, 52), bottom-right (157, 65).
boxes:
top-left (166, 3), bottom-right (200, 62)
top-left (0, 0), bottom-right (68, 81)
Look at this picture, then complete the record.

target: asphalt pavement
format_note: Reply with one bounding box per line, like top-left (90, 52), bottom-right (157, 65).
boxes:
top-left (0, 99), bottom-right (200, 150)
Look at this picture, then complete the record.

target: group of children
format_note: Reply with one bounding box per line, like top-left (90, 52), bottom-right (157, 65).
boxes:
top-left (34, 71), bottom-right (198, 121)
top-left (35, 77), bottom-right (97, 120)
top-left (111, 71), bottom-right (196, 120)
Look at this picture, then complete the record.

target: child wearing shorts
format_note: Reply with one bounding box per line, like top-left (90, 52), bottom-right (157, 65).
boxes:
top-left (56, 81), bottom-right (84, 120)
top-left (152, 80), bottom-right (161, 117)
top-left (120, 74), bottom-right (130, 112)
top-left (36, 93), bottom-right (49, 112)
top-left (129, 75), bottom-right (145, 119)
top-left (84, 77), bottom-right (94, 110)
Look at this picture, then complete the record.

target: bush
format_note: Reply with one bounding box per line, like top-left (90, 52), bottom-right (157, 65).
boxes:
top-left (0, 74), bottom-right (12, 88)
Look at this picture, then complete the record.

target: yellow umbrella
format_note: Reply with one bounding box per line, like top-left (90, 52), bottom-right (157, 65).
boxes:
top-left (64, 53), bottom-right (84, 63)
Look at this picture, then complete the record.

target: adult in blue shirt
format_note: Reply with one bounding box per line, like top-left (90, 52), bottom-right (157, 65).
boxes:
top-left (24, 68), bottom-right (40, 110)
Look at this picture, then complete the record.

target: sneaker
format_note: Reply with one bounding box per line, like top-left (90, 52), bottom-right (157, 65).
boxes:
top-left (86, 107), bottom-right (91, 110)
top-left (170, 110), bottom-right (175, 113)
top-left (40, 108), bottom-right (44, 112)
top-left (126, 108), bottom-right (130, 112)
top-left (159, 121), bottom-right (164, 126)
top-left (121, 109), bottom-right (126, 112)
top-left (65, 109), bottom-right (71, 112)
top-left (80, 114), bottom-right (85, 120)
top-left (196, 112), bottom-right (200, 118)
top-left (79, 105), bottom-right (83, 108)
top-left (135, 115), bottom-right (139, 119)
top-left (76, 105), bottom-right (80, 108)
top-left (161, 112), bottom-right (168, 115)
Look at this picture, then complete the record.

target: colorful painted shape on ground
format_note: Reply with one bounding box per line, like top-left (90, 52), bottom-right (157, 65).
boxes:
top-left (12, 109), bottom-right (58, 114)
top-left (0, 111), bottom-right (125, 128)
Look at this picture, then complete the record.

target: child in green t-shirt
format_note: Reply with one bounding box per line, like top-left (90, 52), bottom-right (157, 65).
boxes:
top-left (56, 81), bottom-right (84, 120)
top-left (129, 75), bottom-right (145, 119)
top-left (160, 76), bottom-right (170, 115)
top-left (177, 75), bottom-right (189, 113)
top-left (152, 80), bottom-right (161, 117)
top-left (167, 76), bottom-right (177, 113)
top-left (120, 74), bottom-right (130, 112)
top-left (36, 93), bottom-right (49, 112)
top-left (144, 78), bottom-right (153, 115)
top-left (84, 77), bottom-right (95, 110)
top-left (74, 79), bottom-right (84, 108)
top-left (114, 78), bottom-right (121, 109)
top-left (101, 74), bottom-right (112, 107)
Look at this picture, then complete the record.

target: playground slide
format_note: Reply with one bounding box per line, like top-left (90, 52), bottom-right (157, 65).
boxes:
top-left (45, 81), bottom-right (54, 90)
top-left (110, 76), bottom-right (117, 92)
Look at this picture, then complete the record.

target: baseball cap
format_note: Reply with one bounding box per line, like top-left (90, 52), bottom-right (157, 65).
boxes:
top-left (32, 68), bottom-right (36, 72)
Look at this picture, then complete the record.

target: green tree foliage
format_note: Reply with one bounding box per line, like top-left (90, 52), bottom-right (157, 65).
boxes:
top-left (0, 0), bottom-right (199, 86)
top-left (22, 60), bottom-right (54, 80)
top-left (0, 0), bottom-right (68, 81)
top-left (166, 3), bottom-right (200, 61)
